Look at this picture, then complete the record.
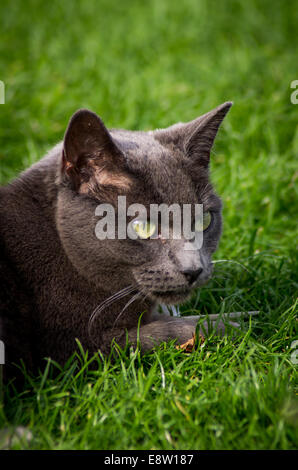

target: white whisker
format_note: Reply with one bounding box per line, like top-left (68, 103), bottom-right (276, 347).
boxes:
top-left (212, 259), bottom-right (251, 273)
top-left (88, 285), bottom-right (137, 340)
top-left (112, 291), bottom-right (142, 329)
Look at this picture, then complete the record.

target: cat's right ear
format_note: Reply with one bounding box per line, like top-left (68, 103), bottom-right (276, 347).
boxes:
top-left (62, 109), bottom-right (127, 191)
top-left (154, 102), bottom-right (232, 169)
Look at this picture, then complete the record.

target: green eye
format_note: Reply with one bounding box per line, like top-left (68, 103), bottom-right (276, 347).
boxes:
top-left (132, 220), bottom-right (156, 239)
top-left (195, 211), bottom-right (212, 232)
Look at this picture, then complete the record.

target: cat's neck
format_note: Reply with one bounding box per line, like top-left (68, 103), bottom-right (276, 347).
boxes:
top-left (0, 145), bottom-right (102, 296)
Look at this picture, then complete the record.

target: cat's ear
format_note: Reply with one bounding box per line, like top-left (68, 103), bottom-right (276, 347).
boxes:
top-left (62, 109), bottom-right (128, 191)
top-left (155, 102), bottom-right (232, 167)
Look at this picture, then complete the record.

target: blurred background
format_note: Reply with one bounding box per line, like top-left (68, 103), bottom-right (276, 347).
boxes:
top-left (0, 0), bottom-right (297, 316)
top-left (0, 0), bottom-right (297, 450)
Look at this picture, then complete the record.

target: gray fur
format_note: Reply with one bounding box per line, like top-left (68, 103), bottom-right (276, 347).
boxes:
top-left (0, 102), bottom-right (232, 381)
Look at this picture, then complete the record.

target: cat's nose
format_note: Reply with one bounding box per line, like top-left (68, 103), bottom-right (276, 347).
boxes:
top-left (182, 267), bottom-right (203, 285)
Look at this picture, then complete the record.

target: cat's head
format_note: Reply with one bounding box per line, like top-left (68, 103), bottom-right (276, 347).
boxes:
top-left (56, 102), bottom-right (232, 304)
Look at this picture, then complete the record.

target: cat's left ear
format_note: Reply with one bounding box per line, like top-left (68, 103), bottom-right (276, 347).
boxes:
top-left (61, 109), bottom-right (129, 191)
top-left (155, 101), bottom-right (232, 167)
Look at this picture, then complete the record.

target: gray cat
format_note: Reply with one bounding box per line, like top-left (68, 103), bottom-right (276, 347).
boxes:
top-left (0, 101), bottom-right (235, 381)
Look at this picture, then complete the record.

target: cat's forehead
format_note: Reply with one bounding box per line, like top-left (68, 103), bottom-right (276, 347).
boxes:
top-left (111, 129), bottom-right (205, 205)
top-left (112, 129), bottom-right (164, 159)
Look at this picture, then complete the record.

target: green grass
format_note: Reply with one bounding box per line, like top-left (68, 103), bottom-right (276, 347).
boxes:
top-left (0, 0), bottom-right (297, 450)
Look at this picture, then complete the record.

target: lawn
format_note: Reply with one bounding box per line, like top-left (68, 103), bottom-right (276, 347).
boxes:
top-left (0, 0), bottom-right (297, 450)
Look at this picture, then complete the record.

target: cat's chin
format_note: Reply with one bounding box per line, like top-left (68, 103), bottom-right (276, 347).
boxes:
top-left (150, 288), bottom-right (192, 305)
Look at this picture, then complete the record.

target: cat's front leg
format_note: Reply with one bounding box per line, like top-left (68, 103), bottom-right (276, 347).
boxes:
top-left (125, 316), bottom-right (239, 352)
top-left (101, 318), bottom-right (196, 353)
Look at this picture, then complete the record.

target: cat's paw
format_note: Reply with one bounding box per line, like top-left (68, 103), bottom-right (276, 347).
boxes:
top-left (199, 319), bottom-right (240, 337)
